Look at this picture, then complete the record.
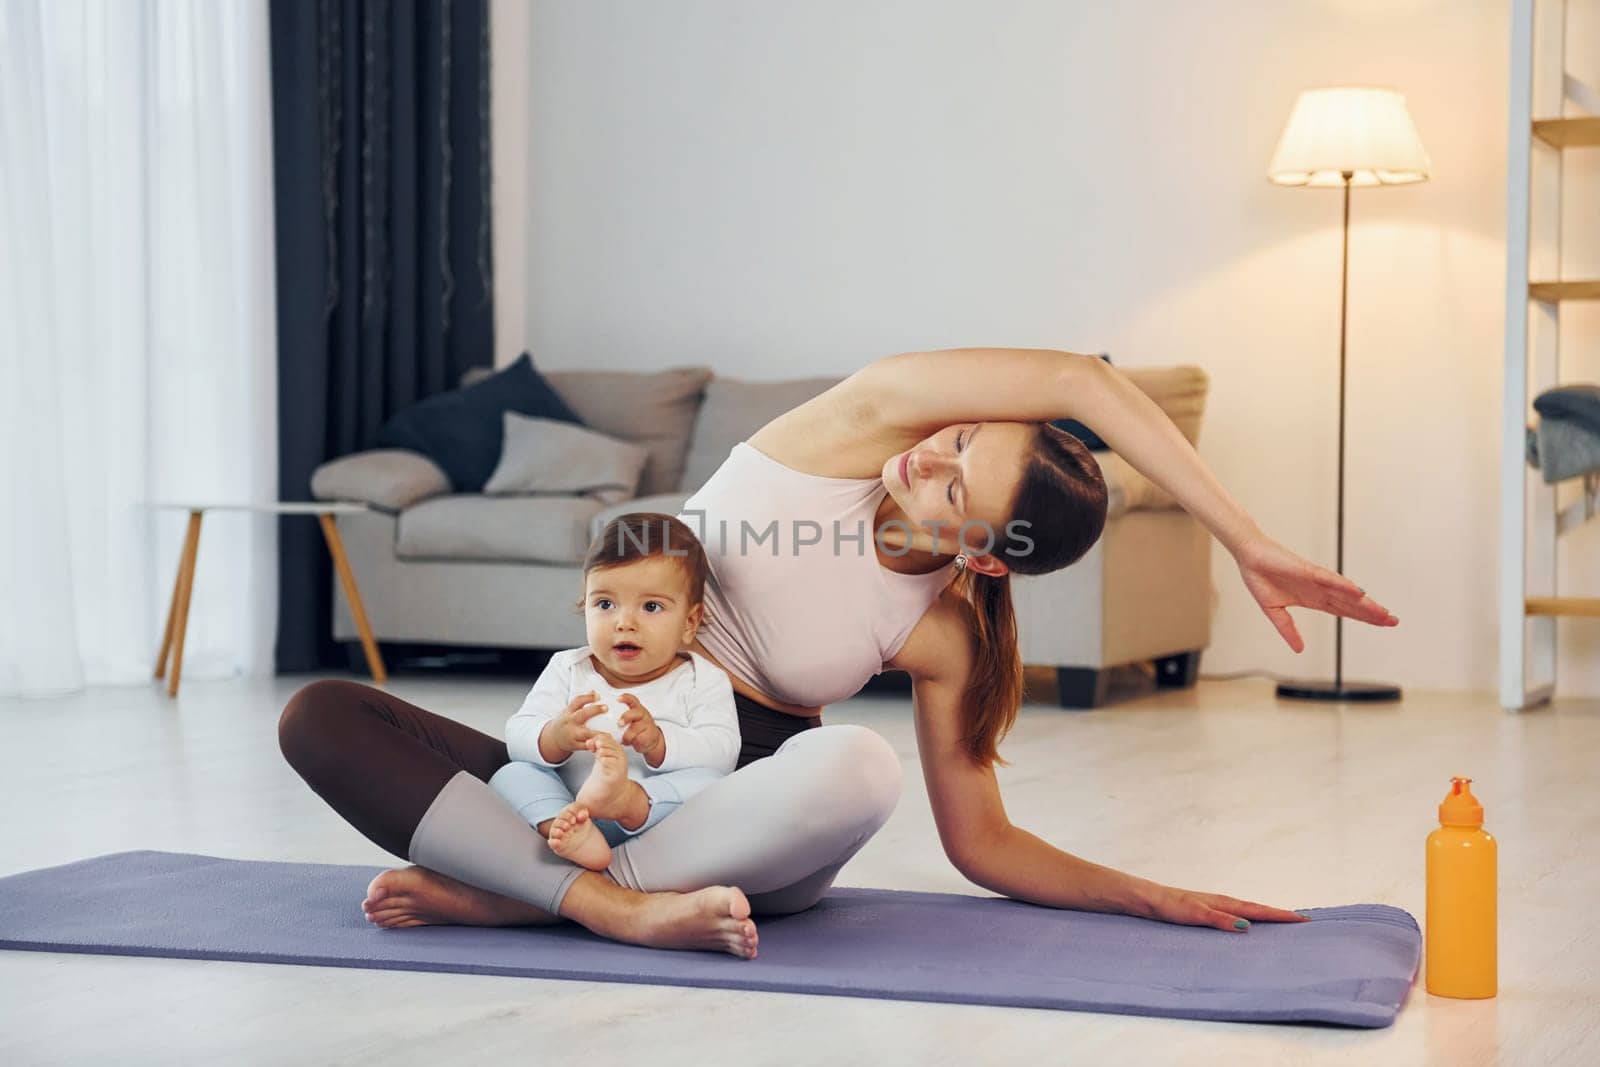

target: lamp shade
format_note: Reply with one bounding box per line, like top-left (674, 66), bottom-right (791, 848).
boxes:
top-left (1268, 86), bottom-right (1431, 187)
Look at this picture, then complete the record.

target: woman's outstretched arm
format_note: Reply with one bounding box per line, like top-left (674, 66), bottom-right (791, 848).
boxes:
top-left (894, 600), bottom-right (1303, 932)
top-left (851, 347), bottom-right (1255, 552)
top-left (848, 347), bottom-right (1399, 650)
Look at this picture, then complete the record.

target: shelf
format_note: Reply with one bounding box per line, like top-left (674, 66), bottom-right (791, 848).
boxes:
top-left (1532, 117), bottom-right (1600, 148)
top-left (1502, 3), bottom-right (1595, 710)
top-left (1529, 280), bottom-right (1600, 302)
top-left (1526, 597), bottom-right (1600, 618)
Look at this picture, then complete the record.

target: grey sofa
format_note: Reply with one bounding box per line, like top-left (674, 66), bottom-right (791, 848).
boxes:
top-left (310, 364), bottom-right (1215, 707)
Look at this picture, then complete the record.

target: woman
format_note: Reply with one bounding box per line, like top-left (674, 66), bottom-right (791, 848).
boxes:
top-left (277, 348), bottom-right (1399, 959)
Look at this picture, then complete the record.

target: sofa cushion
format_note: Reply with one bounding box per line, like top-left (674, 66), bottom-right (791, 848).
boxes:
top-left (377, 353), bottom-right (586, 492)
top-left (396, 495), bottom-right (606, 564)
top-left (483, 413), bottom-right (650, 505)
top-left (310, 449), bottom-right (450, 513)
top-left (586, 491), bottom-right (695, 543)
top-left (542, 366), bottom-right (713, 497)
top-left (679, 375), bottom-right (844, 493)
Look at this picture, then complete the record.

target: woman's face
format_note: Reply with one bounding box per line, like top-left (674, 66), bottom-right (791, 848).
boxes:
top-left (880, 421), bottom-right (1032, 557)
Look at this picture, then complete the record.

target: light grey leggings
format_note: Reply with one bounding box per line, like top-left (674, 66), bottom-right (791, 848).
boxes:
top-left (407, 723), bottom-right (903, 917)
top-left (488, 754), bottom-right (726, 844)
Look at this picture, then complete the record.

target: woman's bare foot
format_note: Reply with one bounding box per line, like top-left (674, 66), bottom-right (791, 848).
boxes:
top-left (574, 734), bottom-right (638, 820)
top-left (365, 863), bottom-right (758, 959)
top-left (546, 804), bottom-right (612, 871)
top-left (362, 866), bottom-right (559, 930)
top-left (627, 885), bottom-right (759, 959)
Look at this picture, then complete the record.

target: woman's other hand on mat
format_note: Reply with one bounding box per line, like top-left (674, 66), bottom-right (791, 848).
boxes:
top-left (1231, 532), bottom-right (1399, 653)
top-left (544, 691), bottom-right (609, 759)
top-left (617, 693), bottom-right (666, 768)
top-left (1145, 884), bottom-right (1309, 933)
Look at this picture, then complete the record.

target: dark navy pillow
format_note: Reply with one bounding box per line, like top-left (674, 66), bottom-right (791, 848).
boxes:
top-left (1049, 352), bottom-right (1113, 451)
top-left (376, 352), bottom-right (586, 491)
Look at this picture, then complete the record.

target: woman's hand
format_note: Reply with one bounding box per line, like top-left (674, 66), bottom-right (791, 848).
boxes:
top-left (1232, 533), bottom-right (1398, 653)
top-left (1141, 882), bottom-right (1309, 932)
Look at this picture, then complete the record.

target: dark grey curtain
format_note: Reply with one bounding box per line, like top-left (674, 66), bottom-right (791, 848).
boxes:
top-left (269, 0), bottom-right (494, 672)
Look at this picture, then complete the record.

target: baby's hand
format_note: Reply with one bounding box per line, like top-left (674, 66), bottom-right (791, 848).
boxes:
top-left (617, 693), bottom-right (666, 767)
top-left (540, 690), bottom-right (608, 761)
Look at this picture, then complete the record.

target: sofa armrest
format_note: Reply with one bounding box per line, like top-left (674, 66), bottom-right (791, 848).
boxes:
top-left (311, 449), bottom-right (450, 513)
top-left (1011, 508), bottom-right (1212, 671)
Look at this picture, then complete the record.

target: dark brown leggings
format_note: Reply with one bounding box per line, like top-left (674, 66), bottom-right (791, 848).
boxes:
top-left (276, 678), bottom-right (815, 862)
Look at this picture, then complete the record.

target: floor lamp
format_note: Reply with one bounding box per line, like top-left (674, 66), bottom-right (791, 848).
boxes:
top-left (1267, 86), bottom-right (1430, 703)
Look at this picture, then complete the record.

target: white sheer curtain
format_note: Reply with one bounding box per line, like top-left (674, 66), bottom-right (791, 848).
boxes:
top-left (0, 0), bottom-right (279, 697)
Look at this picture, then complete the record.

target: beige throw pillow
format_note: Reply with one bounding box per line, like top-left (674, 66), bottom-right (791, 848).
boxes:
top-left (484, 412), bottom-right (650, 505)
top-left (543, 366), bottom-right (713, 496)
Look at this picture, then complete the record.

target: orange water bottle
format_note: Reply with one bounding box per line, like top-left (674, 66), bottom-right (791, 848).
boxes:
top-left (1425, 776), bottom-right (1497, 998)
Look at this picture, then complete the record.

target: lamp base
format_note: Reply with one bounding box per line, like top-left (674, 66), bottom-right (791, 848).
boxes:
top-left (1276, 679), bottom-right (1402, 702)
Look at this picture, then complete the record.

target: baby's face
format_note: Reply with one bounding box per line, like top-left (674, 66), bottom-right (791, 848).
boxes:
top-left (583, 557), bottom-right (703, 683)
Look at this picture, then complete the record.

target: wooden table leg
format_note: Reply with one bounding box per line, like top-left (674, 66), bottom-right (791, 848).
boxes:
top-left (319, 512), bottom-right (387, 683)
top-left (166, 510), bottom-right (204, 698)
top-left (154, 525), bottom-right (194, 680)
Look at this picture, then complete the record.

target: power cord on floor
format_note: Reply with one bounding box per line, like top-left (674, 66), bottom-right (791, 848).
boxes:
top-left (1198, 668), bottom-right (1293, 683)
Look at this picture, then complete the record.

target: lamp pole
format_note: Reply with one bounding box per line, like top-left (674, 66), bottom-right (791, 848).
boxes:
top-left (1336, 170), bottom-right (1350, 691)
top-left (1276, 171), bottom-right (1401, 703)
top-left (1266, 85), bottom-right (1428, 704)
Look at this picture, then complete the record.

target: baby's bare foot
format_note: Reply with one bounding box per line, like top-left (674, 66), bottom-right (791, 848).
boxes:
top-left (630, 885), bottom-right (759, 959)
top-left (547, 804), bottom-right (612, 871)
top-left (574, 734), bottom-right (635, 820)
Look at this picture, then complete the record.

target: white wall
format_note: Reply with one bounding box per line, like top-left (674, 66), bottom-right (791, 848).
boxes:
top-left (489, 0), bottom-right (532, 367)
top-left (500, 0), bottom-right (1600, 698)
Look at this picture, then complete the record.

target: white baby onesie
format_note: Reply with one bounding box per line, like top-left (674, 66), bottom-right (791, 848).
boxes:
top-left (505, 646), bottom-right (741, 776)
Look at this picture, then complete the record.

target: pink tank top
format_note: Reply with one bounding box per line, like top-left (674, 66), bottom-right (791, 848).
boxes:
top-left (677, 441), bottom-right (960, 708)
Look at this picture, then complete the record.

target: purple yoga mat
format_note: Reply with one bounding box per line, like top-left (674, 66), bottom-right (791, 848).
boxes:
top-left (0, 851), bottom-right (1419, 1027)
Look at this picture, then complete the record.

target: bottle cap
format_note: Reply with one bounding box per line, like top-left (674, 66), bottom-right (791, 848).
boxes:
top-left (1438, 776), bottom-right (1484, 827)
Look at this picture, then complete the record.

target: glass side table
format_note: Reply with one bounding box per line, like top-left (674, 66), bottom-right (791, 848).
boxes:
top-left (143, 501), bottom-right (387, 696)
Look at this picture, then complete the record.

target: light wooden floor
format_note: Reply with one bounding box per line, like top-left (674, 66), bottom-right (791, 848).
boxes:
top-left (1, 670), bottom-right (1596, 1066)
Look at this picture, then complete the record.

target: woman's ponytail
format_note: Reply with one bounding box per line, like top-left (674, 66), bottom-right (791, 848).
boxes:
top-left (954, 568), bottom-right (1024, 766)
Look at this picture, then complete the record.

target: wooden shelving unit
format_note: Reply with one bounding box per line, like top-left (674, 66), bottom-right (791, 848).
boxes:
top-left (1529, 280), bottom-right (1600, 301)
top-left (1501, 0), bottom-right (1598, 709)
top-left (1532, 116), bottom-right (1600, 147)
top-left (1526, 597), bottom-right (1600, 618)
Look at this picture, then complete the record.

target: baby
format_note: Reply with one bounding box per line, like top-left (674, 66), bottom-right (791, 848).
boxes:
top-left (489, 512), bottom-right (740, 872)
